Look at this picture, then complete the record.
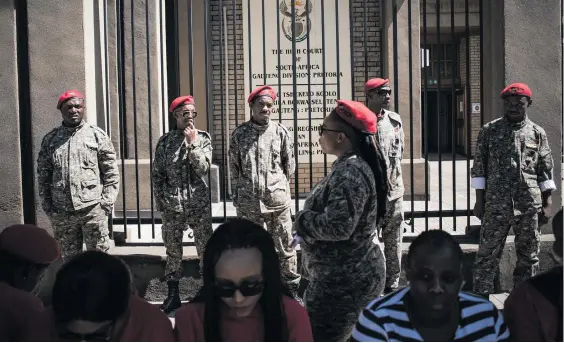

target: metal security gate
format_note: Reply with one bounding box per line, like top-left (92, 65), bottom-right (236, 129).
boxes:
top-left (103, 0), bottom-right (485, 246)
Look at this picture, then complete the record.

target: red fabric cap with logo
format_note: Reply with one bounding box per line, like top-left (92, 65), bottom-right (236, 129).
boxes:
top-left (335, 99), bottom-right (378, 134)
top-left (500, 83), bottom-right (532, 98)
top-left (169, 96), bottom-right (195, 112)
top-left (57, 90), bottom-right (84, 110)
top-left (365, 78), bottom-right (390, 92)
top-left (0, 224), bottom-right (59, 264)
top-left (247, 85), bottom-right (277, 104)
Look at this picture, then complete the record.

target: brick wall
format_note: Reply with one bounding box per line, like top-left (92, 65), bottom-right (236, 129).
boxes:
top-left (459, 35), bottom-right (481, 156)
top-left (209, 0), bottom-right (381, 198)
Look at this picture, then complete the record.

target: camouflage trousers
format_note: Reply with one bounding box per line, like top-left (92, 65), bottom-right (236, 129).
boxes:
top-left (50, 203), bottom-right (111, 261)
top-left (236, 206), bottom-right (300, 287)
top-left (473, 210), bottom-right (540, 294)
top-left (380, 197), bottom-right (404, 289)
top-left (304, 247), bottom-right (386, 342)
top-left (161, 208), bottom-right (213, 281)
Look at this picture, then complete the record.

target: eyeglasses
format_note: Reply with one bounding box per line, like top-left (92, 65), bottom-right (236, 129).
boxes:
top-left (376, 89), bottom-right (392, 97)
top-left (318, 125), bottom-right (342, 136)
top-left (175, 111), bottom-right (198, 119)
top-left (213, 280), bottom-right (265, 298)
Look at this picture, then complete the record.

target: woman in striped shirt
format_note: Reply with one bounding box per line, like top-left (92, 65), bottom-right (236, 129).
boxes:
top-left (352, 230), bottom-right (510, 342)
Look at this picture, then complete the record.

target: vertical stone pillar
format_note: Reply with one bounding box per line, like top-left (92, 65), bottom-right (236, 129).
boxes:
top-left (503, 0), bottom-right (562, 229)
top-left (27, 0), bottom-right (87, 230)
top-left (0, 0), bottom-right (24, 228)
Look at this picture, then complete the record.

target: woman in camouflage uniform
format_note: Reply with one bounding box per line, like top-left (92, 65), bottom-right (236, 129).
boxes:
top-left (293, 99), bottom-right (388, 341)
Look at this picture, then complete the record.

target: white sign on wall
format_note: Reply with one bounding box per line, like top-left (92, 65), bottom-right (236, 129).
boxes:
top-left (243, 0), bottom-right (352, 163)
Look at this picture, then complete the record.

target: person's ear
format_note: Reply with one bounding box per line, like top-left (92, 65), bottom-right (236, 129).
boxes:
top-left (528, 99), bottom-right (533, 107)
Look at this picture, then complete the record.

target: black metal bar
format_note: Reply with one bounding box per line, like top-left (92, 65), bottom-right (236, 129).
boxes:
top-left (349, 0), bottom-right (355, 101)
top-left (291, 0), bottom-right (299, 210)
top-left (247, 0), bottom-right (252, 96)
top-left (219, 0), bottom-right (226, 220)
top-left (363, 0), bottom-right (368, 91)
top-left (187, 0), bottom-right (194, 94)
top-left (307, 0), bottom-right (313, 189)
top-left (204, 0), bottom-right (213, 223)
top-left (321, 0), bottom-right (327, 176)
top-left (261, 0), bottom-right (267, 88)
top-left (436, 0), bottom-right (442, 230)
top-left (113, 208), bottom-right (476, 226)
top-left (422, 0), bottom-right (429, 231)
top-left (479, 0), bottom-right (484, 128)
top-left (174, 0), bottom-right (180, 97)
top-left (159, 0), bottom-right (167, 136)
top-left (335, 0), bottom-right (341, 100)
top-left (130, 0), bottom-right (142, 239)
top-left (392, 0), bottom-right (399, 113)
top-left (117, 0), bottom-right (128, 240)
top-left (465, 0), bottom-right (471, 229)
top-left (232, 0), bottom-right (239, 128)
top-left (451, 0), bottom-right (457, 231)
top-left (407, 0), bottom-right (414, 232)
top-left (102, 0), bottom-right (113, 237)
top-left (15, 0), bottom-right (35, 225)
top-left (276, 0), bottom-right (282, 123)
top-left (145, 0), bottom-right (156, 239)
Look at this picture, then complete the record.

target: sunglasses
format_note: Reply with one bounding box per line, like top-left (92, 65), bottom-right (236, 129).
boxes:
top-left (318, 125), bottom-right (343, 136)
top-left (213, 280), bottom-right (264, 298)
top-left (377, 89), bottom-right (392, 96)
top-left (176, 111), bottom-right (198, 119)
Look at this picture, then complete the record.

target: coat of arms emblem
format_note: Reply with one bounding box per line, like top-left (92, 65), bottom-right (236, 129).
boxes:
top-left (279, 0), bottom-right (313, 43)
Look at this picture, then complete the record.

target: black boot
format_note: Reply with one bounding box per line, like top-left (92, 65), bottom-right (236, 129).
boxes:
top-left (160, 281), bottom-right (181, 314)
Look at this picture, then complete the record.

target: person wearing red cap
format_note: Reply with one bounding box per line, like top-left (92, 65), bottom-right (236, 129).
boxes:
top-left (228, 85), bottom-right (300, 292)
top-left (0, 224), bottom-right (59, 341)
top-left (365, 78), bottom-right (405, 294)
top-left (36, 90), bottom-right (119, 261)
top-left (471, 82), bottom-right (556, 297)
top-left (292, 99), bottom-right (388, 341)
top-left (152, 95), bottom-right (213, 314)
top-left (22, 251), bottom-right (174, 341)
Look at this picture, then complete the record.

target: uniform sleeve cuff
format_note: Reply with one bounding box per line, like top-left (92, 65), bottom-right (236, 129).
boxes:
top-left (539, 180), bottom-right (557, 192)
top-left (471, 177), bottom-right (486, 189)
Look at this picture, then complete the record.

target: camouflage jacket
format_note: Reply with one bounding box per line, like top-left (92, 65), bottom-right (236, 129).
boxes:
top-left (471, 116), bottom-right (556, 215)
top-left (37, 121), bottom-right (120, 215)
top-left (295, 151), bottom-right (382, 279)
top-left (229, 120), bottom-right (295, 213)
top-left (152, 129), bottom-right (212, 213)
top-left (376, 110), bottom-right (404, 201)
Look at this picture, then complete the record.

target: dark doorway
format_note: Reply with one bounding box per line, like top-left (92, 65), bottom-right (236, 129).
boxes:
top-left (421, 90), bottom-right (455, 154)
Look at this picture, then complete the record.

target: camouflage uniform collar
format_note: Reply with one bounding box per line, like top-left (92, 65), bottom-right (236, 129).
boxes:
top-left (249, 118), bottom-right (272, 131)
top-left (333, 150), bottom-right (356, 166)
top-left (61, 120), bottom-right (86, 132)
top-left (503, 115), bottom-right (528, 129)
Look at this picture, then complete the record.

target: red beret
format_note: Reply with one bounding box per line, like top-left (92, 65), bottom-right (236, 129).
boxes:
top-left (248, 85), bottom-right (277, 104)
top-left (57, 90), bottom-right (84, 110)
top-left (0, 224), bottom-right (59, 264)
top-left (335, 99), bottom-right (378, 134)
top-left (500, 83), bottom-right (532, 98)
top-left (169, 96), bottom-right (195, 112)
top-left (365, 78), bottom-right (390, 92)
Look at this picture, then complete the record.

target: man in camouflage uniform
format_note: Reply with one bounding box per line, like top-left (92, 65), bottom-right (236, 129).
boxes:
top-left (471, 83), bottom-right (556, 296)
top-left (366, 78), bottom-right (405, 293)
top-left (37, 90), bottom-right (119, 260)
top-left (229, 85), bottom-right (300, 289)
top-left (153, 95), bottom-right (213, 313)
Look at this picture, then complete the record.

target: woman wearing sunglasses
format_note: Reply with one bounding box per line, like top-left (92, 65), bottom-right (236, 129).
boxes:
top-left (174, 219), bottom-right (313, 341)
top-left (292, 99), bottom-right (388, 341)
top-left (22, 251), bottom-right (174, 342)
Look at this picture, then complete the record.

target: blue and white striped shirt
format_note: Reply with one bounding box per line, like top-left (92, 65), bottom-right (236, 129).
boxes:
top-left (352, 287), bottom-right (510, 342)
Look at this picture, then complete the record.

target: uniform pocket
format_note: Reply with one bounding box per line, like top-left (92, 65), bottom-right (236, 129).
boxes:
top-left (80, 179), bottom-right (100, 202)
